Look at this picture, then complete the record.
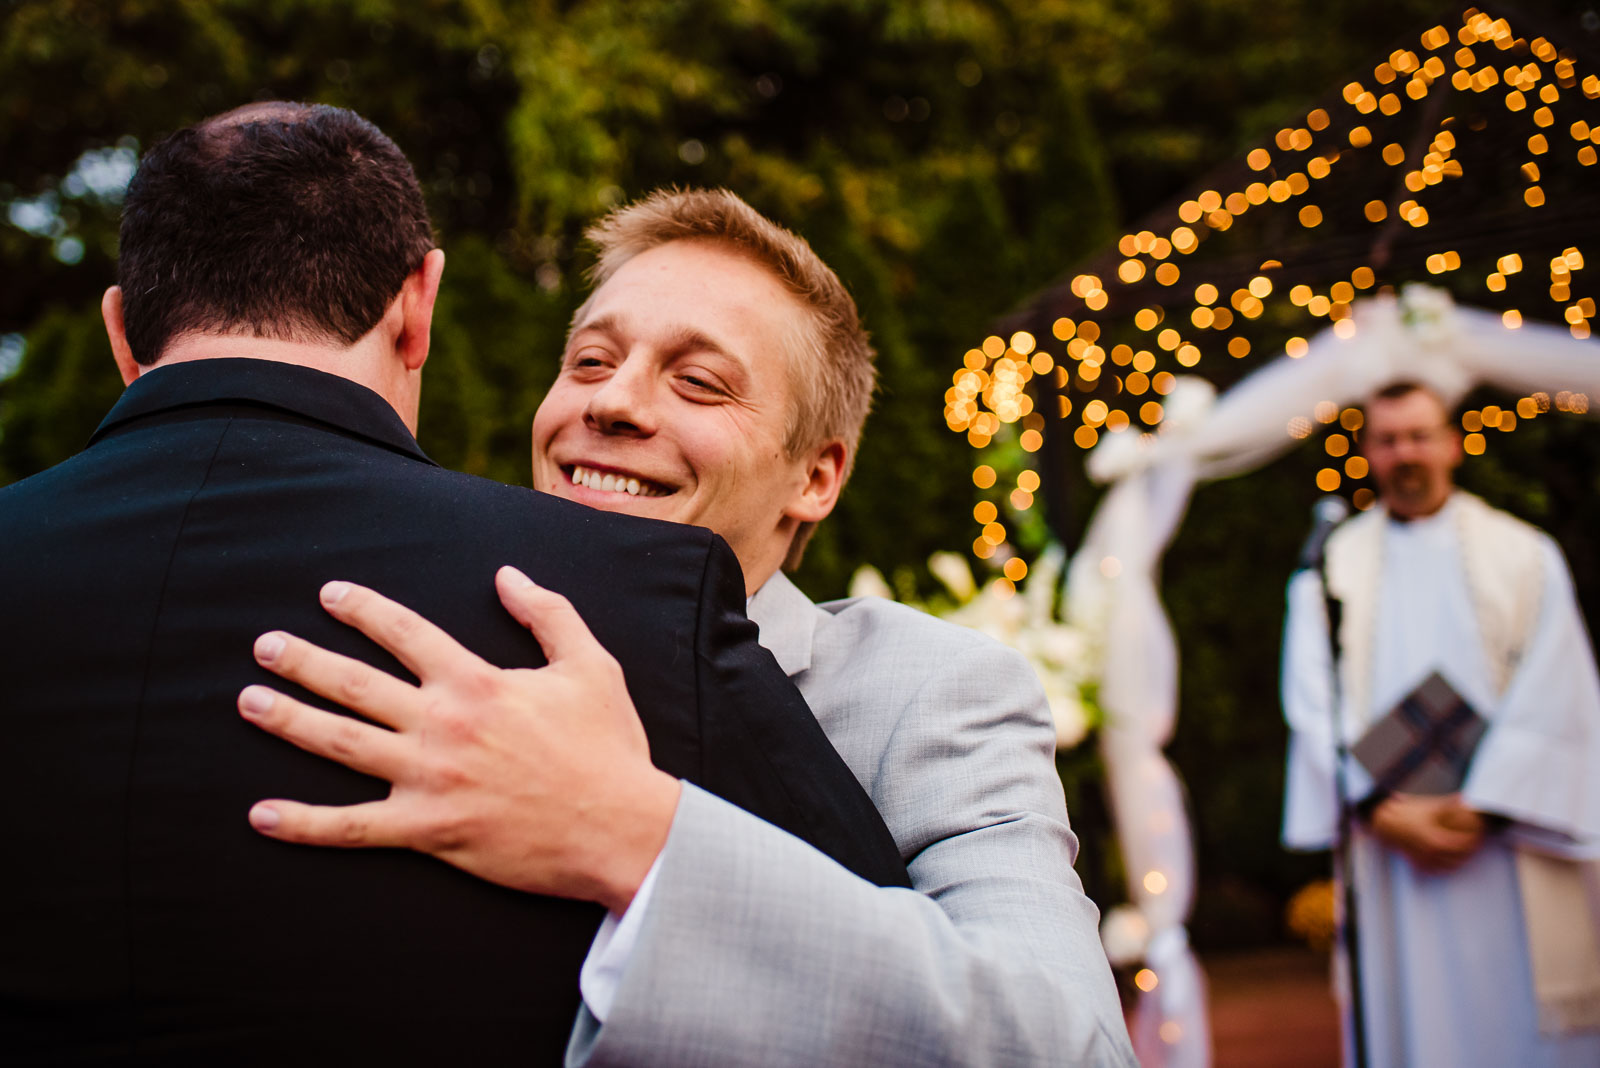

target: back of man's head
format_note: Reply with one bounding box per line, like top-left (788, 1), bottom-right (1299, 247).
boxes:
top-left (118, 102), bottom-right (434, 365)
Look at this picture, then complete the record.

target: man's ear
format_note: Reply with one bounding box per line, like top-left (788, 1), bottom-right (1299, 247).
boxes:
top-left (396, 249), bottom-right (446, 372)
top-left (102, 287), bottom-right (142, 386)
top-left (783, 440), bottom-right (848, 524)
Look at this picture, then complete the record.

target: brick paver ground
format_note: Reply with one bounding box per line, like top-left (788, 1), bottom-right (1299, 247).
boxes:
top-left (1204, 947), bottom-right (1341, 1067)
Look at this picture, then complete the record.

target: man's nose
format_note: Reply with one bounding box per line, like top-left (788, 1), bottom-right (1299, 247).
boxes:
top-left (584, 362), bottom-right (655, 437)
top-left (1392, 437), bottom-right (1423, 461)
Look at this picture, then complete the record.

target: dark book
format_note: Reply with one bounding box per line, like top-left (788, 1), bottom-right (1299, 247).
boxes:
top-left (1352, 671), bottom-right (1487, 797)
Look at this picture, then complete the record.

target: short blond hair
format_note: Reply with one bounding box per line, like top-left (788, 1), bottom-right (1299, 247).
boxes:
top-left (581, 189), bottom-right (876, 569)
top-left (583, 188), bottom-right (877, 471)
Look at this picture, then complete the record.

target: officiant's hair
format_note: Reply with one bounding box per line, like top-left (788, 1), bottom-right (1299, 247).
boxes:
top-left (1363, 379), bottom-right (1455, 425)
top-left (117, 102), bottom-right (435, 365)
top-left (1371, 380), bottom-right (1442, 405)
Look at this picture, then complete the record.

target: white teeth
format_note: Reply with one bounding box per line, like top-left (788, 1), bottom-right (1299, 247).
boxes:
top-left (570, 465), bottom-right (668, 498)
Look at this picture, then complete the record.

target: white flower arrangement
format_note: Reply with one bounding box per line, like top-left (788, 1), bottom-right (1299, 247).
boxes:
top-left (848, 546), bottom-right (1103, 749)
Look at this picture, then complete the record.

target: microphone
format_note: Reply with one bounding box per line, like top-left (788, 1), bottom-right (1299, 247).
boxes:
top-left (1297, 495), bottom-right (1350, 571)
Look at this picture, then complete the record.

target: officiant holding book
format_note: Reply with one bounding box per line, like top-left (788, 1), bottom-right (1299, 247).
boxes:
top-left (1280, 380), bottom-right (1600, 1068)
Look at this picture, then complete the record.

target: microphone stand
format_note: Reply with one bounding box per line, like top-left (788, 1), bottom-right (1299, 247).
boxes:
top-left (1317, 563), bottom-right (1369, 1068)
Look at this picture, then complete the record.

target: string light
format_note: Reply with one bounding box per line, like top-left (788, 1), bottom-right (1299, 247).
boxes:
top-left (945, 7), bottom-right (1599, 563)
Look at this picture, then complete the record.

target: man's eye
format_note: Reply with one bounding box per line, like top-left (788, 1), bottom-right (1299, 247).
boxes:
top-left (566, 348), bottom-right (611, 370)
top-left (680, 373), bottom-right (724, 394)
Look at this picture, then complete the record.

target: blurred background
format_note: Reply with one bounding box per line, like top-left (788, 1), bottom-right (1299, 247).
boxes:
top-left (4, 0), bottom-right (1597, 986)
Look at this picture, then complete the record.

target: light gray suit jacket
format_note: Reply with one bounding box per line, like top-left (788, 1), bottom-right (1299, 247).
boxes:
top-left (570, 573), bottom-right (1135, 1066)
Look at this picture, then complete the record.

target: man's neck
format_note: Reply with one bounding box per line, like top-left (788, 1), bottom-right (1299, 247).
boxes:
top-left (145, 334), bottom-right (418, 432)
top-left (1385, 489), bottom-right (1456, 524)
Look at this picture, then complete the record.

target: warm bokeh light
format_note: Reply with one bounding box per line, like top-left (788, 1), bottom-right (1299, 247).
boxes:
top-left (945, 8), bottom-right (1598, 573)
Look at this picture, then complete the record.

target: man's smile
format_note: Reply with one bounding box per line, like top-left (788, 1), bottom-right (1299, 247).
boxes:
top-left (565, 463), bottom-right (675, 498)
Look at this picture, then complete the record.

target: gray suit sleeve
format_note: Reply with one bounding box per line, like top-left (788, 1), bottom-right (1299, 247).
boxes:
top-left (567, 636), bottom-right (1136, 1067)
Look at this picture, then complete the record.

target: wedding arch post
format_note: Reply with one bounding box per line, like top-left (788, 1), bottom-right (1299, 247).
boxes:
top-left (1066, 287), bottom-right (1600, 1066)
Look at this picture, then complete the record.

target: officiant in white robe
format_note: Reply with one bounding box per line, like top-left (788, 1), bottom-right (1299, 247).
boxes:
top-left (1281, 381), bottom-right (1600, 1068)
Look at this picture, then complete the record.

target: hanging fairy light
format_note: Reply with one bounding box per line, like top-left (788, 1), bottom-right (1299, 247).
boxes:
top-left (946, 8), bottom-right (1599, 568)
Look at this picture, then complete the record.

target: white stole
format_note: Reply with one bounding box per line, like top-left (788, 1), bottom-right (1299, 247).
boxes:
top-left (1324, 491), bottom-right (1600, 1034)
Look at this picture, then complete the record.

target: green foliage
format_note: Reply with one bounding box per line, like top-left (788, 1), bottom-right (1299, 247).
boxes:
top-left (7, 0), bottom-right (1567, 951)
top-left (1, 0), bottom-right (1137, 600)
top-left (422, 234), bottom-right (577, 482)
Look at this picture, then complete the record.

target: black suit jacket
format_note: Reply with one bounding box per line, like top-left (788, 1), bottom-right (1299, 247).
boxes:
top-left (0, 358), bottom-right (908, 1065)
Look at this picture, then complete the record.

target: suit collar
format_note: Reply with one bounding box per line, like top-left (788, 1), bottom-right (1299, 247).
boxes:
top-left (747, 571), bottom-right (821, 677)
top-left (90, 357), bottom-right (435, 466)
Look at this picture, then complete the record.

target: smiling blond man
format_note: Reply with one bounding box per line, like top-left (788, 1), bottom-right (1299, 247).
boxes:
top-left (245, 190), bottom-right (1135, 1066)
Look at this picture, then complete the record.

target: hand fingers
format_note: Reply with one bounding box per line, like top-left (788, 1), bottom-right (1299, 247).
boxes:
top-left (1436, 809), bottom-right (1483, 834)
top-left (495, 566), bottom-right (610, 666)
top-left (248, 798), bottom-right (409, 849)
top-left (254, 630), bottom-right (423, 730)
top-left (319, 580), bottom-right (490, 683)
top-left (239, 685), bottom-right (411, 782)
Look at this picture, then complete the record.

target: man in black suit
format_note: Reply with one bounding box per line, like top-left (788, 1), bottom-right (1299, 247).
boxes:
top-left (0, 102), bottom-right (904, 1065)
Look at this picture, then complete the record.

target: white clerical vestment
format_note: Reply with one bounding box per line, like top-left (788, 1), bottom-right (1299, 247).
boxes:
top-left (1282, 492), bottom-right (1600, 1068)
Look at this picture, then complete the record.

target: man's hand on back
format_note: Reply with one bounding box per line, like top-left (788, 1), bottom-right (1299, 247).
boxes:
top-left (1369, 792), bottom-right (1487, 874)
top-left (239, 566), bottom-right (680, 913)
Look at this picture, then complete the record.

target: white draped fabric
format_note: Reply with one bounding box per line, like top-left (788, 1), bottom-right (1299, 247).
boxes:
top-left (1066, 287), bottom-right (1600, 1066)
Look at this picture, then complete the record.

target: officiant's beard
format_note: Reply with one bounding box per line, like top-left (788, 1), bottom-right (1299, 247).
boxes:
top-left (1383, 463), bottom-right (1446, 516)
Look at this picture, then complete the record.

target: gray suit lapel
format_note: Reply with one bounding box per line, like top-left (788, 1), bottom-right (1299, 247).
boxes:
top-left (747, 572), bottom-right (820, 678)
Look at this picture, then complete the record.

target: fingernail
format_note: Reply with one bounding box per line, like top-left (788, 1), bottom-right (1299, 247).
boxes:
top-left (239, 685), bottom-right (274, 718)
top-left (321, 581), bottom-right (351, 606)
top-left (499, 566), bottom-right (535, 589)
top-left (254, 633), bottom-right (286, 663)
top-left (249, 804), bottom-right (281, 832)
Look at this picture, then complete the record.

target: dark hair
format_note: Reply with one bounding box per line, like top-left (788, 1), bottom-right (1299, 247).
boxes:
top-left (1371, 379), bottom-right (1434, 402)
top-left (118, 102), bottom-right (435, 364)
